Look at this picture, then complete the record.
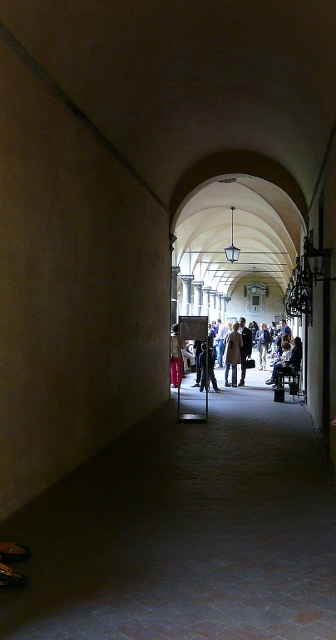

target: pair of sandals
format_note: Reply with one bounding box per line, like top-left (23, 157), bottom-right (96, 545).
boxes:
top-left (0, 543), bottom-right (30, 586)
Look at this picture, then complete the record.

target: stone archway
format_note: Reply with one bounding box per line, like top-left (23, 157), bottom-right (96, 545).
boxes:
top-left (170, 162), bottom-right (307, 325)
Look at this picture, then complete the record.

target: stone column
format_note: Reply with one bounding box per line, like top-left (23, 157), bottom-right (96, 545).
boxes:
top-left (209, 290), bottom-right (217, 320)
top-left (202, 285), bottom-right (211, 318)
top-left (220, 294), bottom-right (227, 319)
top-left (216, 292), bottom-right (223, 320)
top-left (193, 281), bottom-right (203, 316)
top-left (171, 266), bottom-right (180, 325)
top-left (180, 274), bottom-right (194, 317)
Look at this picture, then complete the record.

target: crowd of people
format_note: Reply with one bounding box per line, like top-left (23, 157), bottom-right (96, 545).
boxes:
top-left (170, 318), bottom-right (302, 391)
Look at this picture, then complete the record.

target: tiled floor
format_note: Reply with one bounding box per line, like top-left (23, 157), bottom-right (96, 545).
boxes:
top-left (1, 357), bottom-right (336, 639)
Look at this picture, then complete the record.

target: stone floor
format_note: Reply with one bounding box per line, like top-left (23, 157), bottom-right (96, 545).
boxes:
top-left (1, 354), bottom-right (336, 639)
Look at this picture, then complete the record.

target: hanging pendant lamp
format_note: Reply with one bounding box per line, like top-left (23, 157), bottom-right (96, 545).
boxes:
top-left (224, 207), bottom-right (241, 263)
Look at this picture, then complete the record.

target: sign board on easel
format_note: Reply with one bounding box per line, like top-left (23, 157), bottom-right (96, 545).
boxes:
top-left (177, 316), bottom-right (209, 423)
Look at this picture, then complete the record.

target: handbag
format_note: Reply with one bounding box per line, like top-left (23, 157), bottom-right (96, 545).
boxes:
top-left (245, 357), bottom-right (255, 369)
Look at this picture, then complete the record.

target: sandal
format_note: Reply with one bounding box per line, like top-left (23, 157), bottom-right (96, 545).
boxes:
top-left (0, 563), bottom-right (29, 586)
top-left (0, 542), bottom-right (31, 562)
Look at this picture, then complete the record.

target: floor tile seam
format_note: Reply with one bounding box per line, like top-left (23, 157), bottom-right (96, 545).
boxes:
top-left (260, 604), bottom-right (336, 628)
top-left (296, 577), bottom-right (336, 590)
top-left (225, 621), bottom-right (301, 640)
top-left (262, 624), bottom-right (321, 640)
top-left (241, 591), bottom-right (305, 609)
top-left (306, 613), bottom-right (336, 629)
top-left (301, 571), bottom-right (336, 584)
top-left (203, 600), bottom-right (287, 626)
top-left (300, 599), bottom-right (336, 613)
top-left (123, 594), bottom-right (199, 618)
top-left (94, 617), bottom-right (173, 639)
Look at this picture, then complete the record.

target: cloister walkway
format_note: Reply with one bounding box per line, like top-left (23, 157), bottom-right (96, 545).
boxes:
top-left (1, 360), bottom-right (336, 640)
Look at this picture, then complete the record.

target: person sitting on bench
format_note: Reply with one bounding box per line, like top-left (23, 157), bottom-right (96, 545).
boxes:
top-left (265, 336), bottom-right (302, 386)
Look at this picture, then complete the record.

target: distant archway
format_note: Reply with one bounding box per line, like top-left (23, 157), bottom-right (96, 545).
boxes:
top-left (170, 158), bottom-right (307, 325)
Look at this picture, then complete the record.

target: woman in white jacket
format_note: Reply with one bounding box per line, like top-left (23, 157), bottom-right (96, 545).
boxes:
top-left (223, 322), bottom-right (244, 387)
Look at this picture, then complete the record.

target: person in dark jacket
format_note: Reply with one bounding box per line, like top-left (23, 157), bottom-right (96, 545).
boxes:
top-left (238, 317), bottom-right (253, 386)
top-left (199, 343), bottom-right (220, 392)
top-left (190, 340), bottom-right (203, 388)
top-left (265, 336), bottom-right (302, 386)
top-left (288, 336), bottom-right (302, 371)
top-left (280, 319), bottom-right (292, 338)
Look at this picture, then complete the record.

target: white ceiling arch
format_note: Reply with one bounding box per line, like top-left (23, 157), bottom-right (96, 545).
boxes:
top-left (174, 174), bottom-right (306, 294)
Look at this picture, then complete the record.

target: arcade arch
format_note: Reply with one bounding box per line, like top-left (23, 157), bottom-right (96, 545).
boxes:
top-left (171, 172), bottom-right (306, 325)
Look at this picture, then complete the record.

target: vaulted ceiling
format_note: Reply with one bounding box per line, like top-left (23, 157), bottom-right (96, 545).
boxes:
top-left (1, 1), bottom-right (335, 291)
top-left (174, 174), bottom-right (303, 294)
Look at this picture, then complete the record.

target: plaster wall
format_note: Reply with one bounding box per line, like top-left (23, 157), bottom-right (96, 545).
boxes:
top-left (321, 147), bottom-right (336, 466)
top-left (0, 42), bottom-right (170, 522)
top-left (223, 281), bottom-right (285, 327)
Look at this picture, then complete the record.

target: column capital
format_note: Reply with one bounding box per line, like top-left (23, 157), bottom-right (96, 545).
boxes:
top-left (172, 265), bottom-right (180, 275)
top-left (193, 280), bottom-right (204, 288)
top-left (202, 285), bottom-right (212, 292)
top-left (180, 274), bottom-right (194, 282)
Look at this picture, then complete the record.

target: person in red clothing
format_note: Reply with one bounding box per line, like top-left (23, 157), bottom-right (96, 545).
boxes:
top-left (170, 323), bottom-right (184, 388)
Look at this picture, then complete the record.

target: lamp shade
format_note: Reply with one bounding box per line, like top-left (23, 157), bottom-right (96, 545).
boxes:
top-left (304, 247), bottom-right (325, 279)
top-left (224, 244), bottom-right (241, 263)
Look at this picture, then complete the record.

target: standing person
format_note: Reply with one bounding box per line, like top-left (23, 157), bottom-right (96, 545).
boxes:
top-left (216, 320), bottom-right (229, 367)
top-left (170, 323), bottom-right (183, 388)
top-left (199, 343), bottom-right (221, 392)
top-left (256, 323), bottom-right (271, 370)
top-left (238, 317), bottom-right (253, 386)
top-left (269, 321), bottom-right (277, 337)
top-left (223, 321), bottom-right (244, 387)
top-left (280, 319), bottom-right (292, 338)
top-left (208, 323), bottom-right (215, 350)
top-left (208, 322), bottom-right (217, 363)
top-left (249, 320), bottom-right (259, 346)
top-left (190, 340), bottom-right (203, 388)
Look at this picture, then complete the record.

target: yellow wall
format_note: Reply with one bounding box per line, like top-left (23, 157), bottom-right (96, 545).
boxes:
top-left (225, 280), bottom-right (285, 327)
top-left (0, 41), bottom-right (170, 521)
top-left (305, 137), bottom-right (336, 465)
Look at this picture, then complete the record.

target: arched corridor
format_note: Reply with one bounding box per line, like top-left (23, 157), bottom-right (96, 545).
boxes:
top-left (1, 372), bottom-right (336, 639)
top-left (0, 4), bottom-right (336, 638)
